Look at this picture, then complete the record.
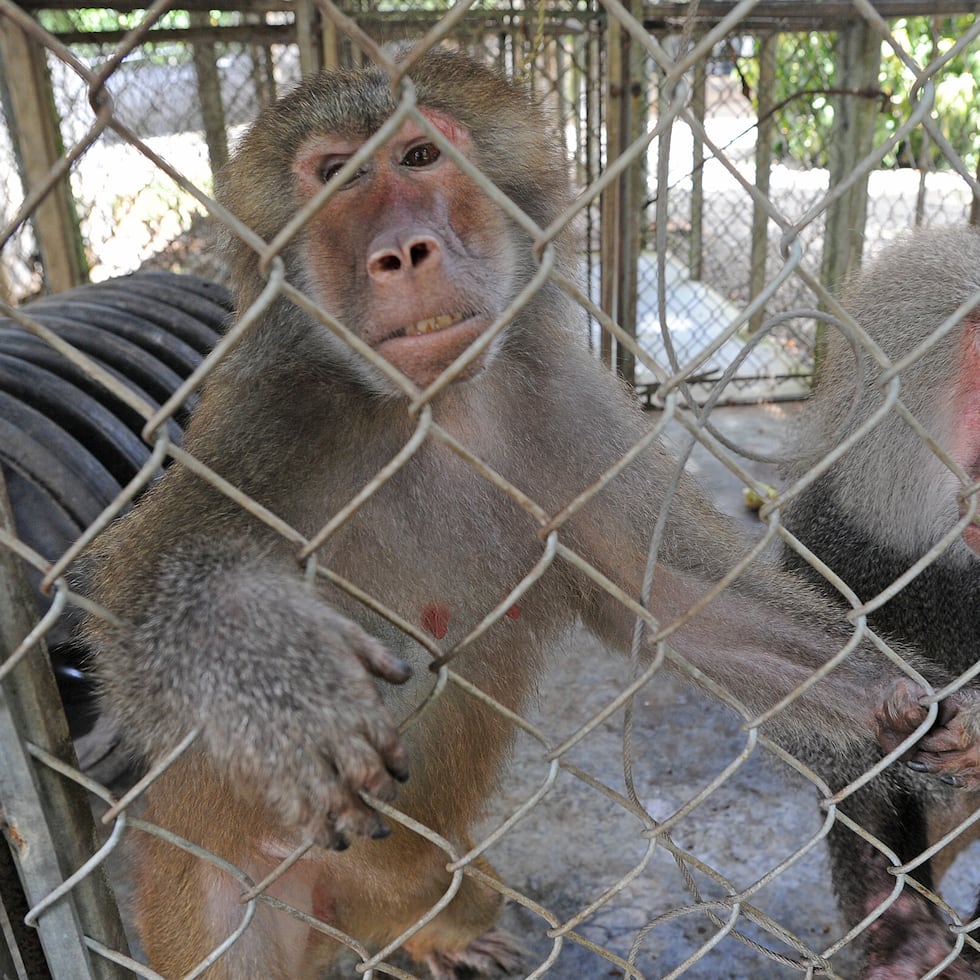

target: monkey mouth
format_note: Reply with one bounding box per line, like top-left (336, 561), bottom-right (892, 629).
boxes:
top-left (374, 311), bottom-right (492, 386)
top-left (378, 311), bottom-right (475, 342)
top-left (404, 312), bottom-right (467, 336)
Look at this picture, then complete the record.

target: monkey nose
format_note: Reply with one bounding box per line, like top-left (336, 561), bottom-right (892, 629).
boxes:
top-left (367, 235), bottom-right (441, 279)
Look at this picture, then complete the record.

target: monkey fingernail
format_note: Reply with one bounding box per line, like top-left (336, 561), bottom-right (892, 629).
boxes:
top-left (371, 823), bottom-right (391, 840)
top-left (368, 649), bottom-right (412, 682)
top-left (941, 775), bottom-right (963, 787)
top-left (333, 833), bottom-right (350, 852)
top-left (906, 760), bottom-right (929, 772)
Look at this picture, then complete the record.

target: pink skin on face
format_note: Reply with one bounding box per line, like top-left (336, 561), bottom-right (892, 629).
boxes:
top-left (291, 109), bottom-right (514, 391)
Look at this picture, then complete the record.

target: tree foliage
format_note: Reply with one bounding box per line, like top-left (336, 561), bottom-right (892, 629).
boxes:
top-left (738, 17), bottom-right (979, 173)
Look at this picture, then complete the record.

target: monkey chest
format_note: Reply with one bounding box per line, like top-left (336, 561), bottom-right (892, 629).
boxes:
top-left (316, 479), bottom-right (568, 673)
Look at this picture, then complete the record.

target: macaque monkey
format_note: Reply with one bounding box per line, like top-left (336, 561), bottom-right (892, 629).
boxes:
top-left (779, 227), bottom-right (980, 977)
top-left (84, 52), bottom-right (978, 978)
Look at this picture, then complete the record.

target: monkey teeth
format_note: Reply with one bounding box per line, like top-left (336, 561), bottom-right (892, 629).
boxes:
top-left (405, 313), bottom-right (464, 337)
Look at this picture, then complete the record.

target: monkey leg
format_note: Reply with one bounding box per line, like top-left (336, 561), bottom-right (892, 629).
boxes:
top-left (806, 742), bottom-right (978, 979)
top-left (305, 825), bottom-right (521, 978)
top-left (133, 757), bottom-right (325, 978)
top-left (828, 817), bottom-right (978, 980)
top-left (133, 754), bottom-right (519, 978)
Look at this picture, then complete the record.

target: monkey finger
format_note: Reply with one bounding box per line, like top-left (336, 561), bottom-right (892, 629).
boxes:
top-left (304, 820), bottom-right (351, 852)
top-left (313, 791), bottom-right (391, 847)
top-left (911, 720), bottom-right (973, 754)
top-left (331, 726), bottom-right (408, 803)
top-left (904, 749), bottom-right (980, 789)
top-left (297, 784), bottom-right (382, 849)
top-left (336, 801), bottom-right (391, 843)
top-left (361, 645), bottom-right (413, 685)
top-left (874, 678), bottom-right (932, 754)
top-left (379, 729), bottom-right (411, 787)
top-left (345, 705), bottom-right (411, 787)
top-left (339, 623), bottom-right (413, 685)
top-left (902, 695), bottom-right (980, 783)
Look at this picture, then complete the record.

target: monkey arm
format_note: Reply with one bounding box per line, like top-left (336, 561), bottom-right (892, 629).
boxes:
top-left (584, 555), bottom-right (980, 788)
top-left (566, 474), bottom-right (960, 754)
top-left (541, 404), bottom-right (978, 776)
top-left (588, 567), bottom-right (897, 728)
top-left (86, 537), bottom-right (412, 848)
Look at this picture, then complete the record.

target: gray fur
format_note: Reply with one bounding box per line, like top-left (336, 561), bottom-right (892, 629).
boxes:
top-left (781, 226), bottom-right (980, 977)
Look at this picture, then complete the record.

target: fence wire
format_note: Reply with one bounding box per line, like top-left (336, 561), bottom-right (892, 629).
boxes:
top-left (0, 2), bottom-right (979, 978)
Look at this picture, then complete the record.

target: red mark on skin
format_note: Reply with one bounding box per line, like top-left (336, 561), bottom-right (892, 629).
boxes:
top-left (420, 604), bottom-right (451, 639)
top-left (311, 880), bottom-right (336, 924)
top-left (420, 602), bottom-right (520, 638)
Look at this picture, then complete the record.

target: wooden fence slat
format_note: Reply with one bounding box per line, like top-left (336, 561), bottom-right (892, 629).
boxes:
top-left (0, 15), bottom-right (86, 293)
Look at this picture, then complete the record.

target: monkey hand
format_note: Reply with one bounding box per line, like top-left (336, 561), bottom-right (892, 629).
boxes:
top-left (874, 678), bottom-right (980, 789)
top-left (107, 564), bottom-right (417, 850)
top-left (208, 600), bottom-right (413, 849)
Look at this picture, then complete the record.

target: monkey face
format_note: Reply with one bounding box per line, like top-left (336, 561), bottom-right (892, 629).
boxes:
top-left (290, 110), bottom-right (519, 395)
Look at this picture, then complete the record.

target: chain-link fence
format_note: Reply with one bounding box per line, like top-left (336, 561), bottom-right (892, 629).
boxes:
top-left (1, 1), bottom-right (979, 978)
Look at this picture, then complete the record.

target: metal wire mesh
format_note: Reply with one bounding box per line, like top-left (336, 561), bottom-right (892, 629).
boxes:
top-left (0, 2), bottom-right (979, 978)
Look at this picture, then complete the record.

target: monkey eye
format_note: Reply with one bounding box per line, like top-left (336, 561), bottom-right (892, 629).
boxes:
top-left (402, 143), bottom-right (440, 168)
top-left (317, 158), bottom-right (364, 186)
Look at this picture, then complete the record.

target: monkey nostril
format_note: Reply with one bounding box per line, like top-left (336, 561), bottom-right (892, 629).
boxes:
top-left (409, 241), bottom-right (433, 266)
top-left (367, 251), bottom-right (403, 278)
top-left (368, 235), bottom-right (440, 279)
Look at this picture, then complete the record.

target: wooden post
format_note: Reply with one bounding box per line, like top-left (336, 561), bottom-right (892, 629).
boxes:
top-left (600, 12), bottom-right (624, 372)
top-left (188, 10), bottom-right (228, 176)
top-left (295, 0), bottom-right (322, 77)
top-left (600, 2), bottom-right (642, 386)
top-left (748, 32), bottom-right (775, 332)
top-left (0, 16), bottom-right (86, 293)
top-left (689, 49), bottom-right (706, 281)
top-left (0, 472), bottom-right (130, 978)
top-left (617, 11), bottom-right (645, 388)
top-left (584, 26), bottom-right (601, 354)
top-left (820, 20), bottom-right (881, 294)
top-left (320, 4), bottom-right (340, 71)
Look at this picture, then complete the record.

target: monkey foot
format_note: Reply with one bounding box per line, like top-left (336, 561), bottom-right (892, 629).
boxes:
top-left (862, 892), bottom-right (979, 980)
top-left (875, 680), bottom-right (980, 788)
top-left (421, 927), bottom-right (524, 979)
